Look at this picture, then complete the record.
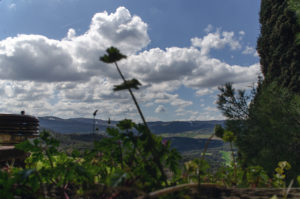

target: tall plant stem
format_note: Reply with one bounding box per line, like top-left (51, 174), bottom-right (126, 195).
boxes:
top-left (200, 133), bottom-right (214, 162)
top-left (230, 142), bottom-right (237, 185)
top-left (197, 133), bottom-right (215, 185)
top-left (114, 62), bottom-right (150, 132)
top-left (113, 61), bottom-right (168, 185)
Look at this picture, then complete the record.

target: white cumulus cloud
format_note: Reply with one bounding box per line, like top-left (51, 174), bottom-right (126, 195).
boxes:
top-left (0, 7), bottom-right (149, 83)
top-left (155, 105), bottom-right (166, 113)
top-left (242, 45), bottom-right (259, 57)
top-left (0, 6), bottom-right (260, 120)
top-left (191, 30), bottom-right (242, 56)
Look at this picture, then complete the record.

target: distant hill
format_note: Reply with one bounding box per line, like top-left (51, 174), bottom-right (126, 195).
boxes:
top-left (148, 120), bottom-right (224, 134)
top-left (166, 137), bottom-right (223, 152)
top-left (38, 116), bottom-right (224, 135)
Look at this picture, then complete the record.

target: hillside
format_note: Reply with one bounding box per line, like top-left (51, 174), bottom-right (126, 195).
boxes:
top-left (40, 117), bottom-right (227, 167)
top-left (38, 116), bottom-right (224, 135)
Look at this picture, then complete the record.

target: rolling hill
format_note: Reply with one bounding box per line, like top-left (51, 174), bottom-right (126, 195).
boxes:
top-left (38, 116), bottom-right (224, 135)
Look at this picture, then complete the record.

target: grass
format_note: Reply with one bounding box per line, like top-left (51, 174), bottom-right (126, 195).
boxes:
top-left (159, 129), bottom-right (218, 139)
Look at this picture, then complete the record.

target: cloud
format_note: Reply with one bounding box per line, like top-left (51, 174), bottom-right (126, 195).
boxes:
top-left (155, 105), bottom-right (166, 113)
top-left (0, 35), bottom-right (88, 82)
top-left (0, 6), bottom-right (260, 120)
top-left (242, 45), bottom-right (259, 57)
top-left (204, 24), bottom-right (213, 33)
top-left (191, 30), bottom-right (241, 56)
top-left (239, 30), bottom-right (245, 36)
top-left (8, 3), bottom-right (16, 9)
top-left (195, 88), bottom-right (215, 96)
top-left (183, 62), bottom-right (260, 88)
top-left (124, 46), bottom-right (259, 89)
top-left (0, 7), bottom-right (149, 82)
top-left (143, 92), bottom-right (192, 110)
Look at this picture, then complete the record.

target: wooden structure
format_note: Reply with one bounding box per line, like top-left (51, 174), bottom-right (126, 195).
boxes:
top-left (0, 114), bottom-right (39, 163)
top-left (0, 114), bottom-right (39, 145)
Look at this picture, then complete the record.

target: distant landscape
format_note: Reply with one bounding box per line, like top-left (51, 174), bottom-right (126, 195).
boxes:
top-left (39, 116), bottom-right (229, 166)
top-left (38, 116), bottom-right (224, 135)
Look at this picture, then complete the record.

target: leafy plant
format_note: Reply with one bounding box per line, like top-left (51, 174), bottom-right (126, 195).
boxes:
top-left (100, 47), bottom-right (170, 185)
top-left (100, 47), bottom-right (146, 128)
top-left (0, 121), bottom-right (181, 198)
top-left (183, 159), bottom-right (210, 184)
top-left (214, 124), bottom-right (238, 185)
top-left (245, 166), bottom-right (269, 188)
top-left (273, 161), bottom-right (291, 188)
top-left (93, 119), bottom-right (181, 191)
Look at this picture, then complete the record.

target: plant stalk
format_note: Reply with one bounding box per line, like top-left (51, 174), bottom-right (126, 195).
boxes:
top-left (113, 61), bottom-right (168, 186)
top-left (230, 141), bottom-right (237, 185)
top-left (113, 62), bottom-right (150, 132)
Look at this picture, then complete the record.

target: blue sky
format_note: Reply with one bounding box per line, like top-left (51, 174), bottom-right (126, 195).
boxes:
top-left (0, 0), bottom-right (261, 121)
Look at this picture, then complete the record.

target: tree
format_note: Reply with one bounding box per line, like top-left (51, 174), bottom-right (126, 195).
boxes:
top-left (257, 0), bottom-right (300, 92)
top-left (217, 82), bottom-right (300, 178)
top-left (246, 83), bottom-right (300, 177)
top-left (217, 0), bottom-right (300, 178)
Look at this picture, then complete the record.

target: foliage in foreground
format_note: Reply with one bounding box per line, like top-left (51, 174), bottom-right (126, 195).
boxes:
top-left (0, 124), bottom-right (298, 198)
top-left (0, 121), bottom-right (181, 198)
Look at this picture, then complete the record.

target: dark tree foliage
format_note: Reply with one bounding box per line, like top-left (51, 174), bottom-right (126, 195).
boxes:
top-left (217, 0), bottom-right (300, 178)
top-left (217, 82), bottom-right (251, 120)
top-left (217, 82), bottom-right (300, 178)
top-left (257, 0), bottom-right (300, 92)
top-left (245, 84), bottom-right (300, 177)
top-left (214, 124), bottom-right (224, 139)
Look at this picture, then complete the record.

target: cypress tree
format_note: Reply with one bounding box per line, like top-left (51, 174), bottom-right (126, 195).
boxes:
top-left (217, 0), bottom-right (300, 178)
top-left (257, 0), bottom-right (300, 92)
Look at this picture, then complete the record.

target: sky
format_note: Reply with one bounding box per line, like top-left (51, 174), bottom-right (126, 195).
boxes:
top-left (0, 0), bottom-right (261, 121)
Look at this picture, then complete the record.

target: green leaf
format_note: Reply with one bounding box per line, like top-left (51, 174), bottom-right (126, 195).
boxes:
top-left (214, 124), bottom-right (224, 138)
top-left (100, 47), bottom-right (126, 63)
top-left (278, 161), bottom-right (291, 170)
top-left (117, 119), bottom-right (135, 130)
top-left (220, 151), bottom-right (233, 167)
top-left (113, 78), bottom-right (142, 91)
top-left (222, 131), bottom-right (236, 143)
top-left (19, 169), bottom-right (35, 181)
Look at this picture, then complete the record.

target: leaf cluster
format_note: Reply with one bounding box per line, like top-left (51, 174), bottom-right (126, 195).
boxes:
top-left (100, 47), bottom-right (126, 63)
top-left (114, 79), bottom-right (142, 91)
top-left (217, 83), bottom-right (252, 120)
top-left (93, 119), bottom-right (181, 191)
